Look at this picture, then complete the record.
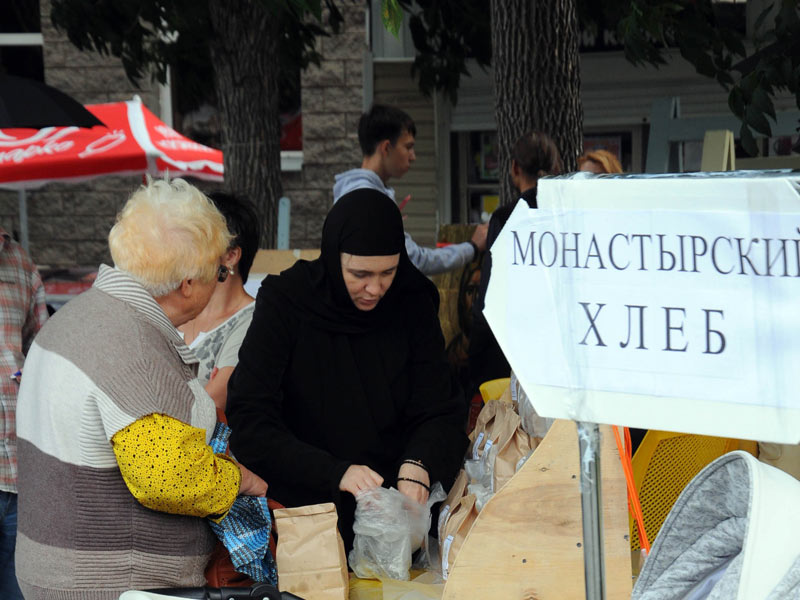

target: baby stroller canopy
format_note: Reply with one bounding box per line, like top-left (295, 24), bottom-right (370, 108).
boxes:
top-left (633, 450), bottom-right (800, 600)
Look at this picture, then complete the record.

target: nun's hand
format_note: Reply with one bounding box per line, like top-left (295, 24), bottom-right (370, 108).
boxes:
top-left (339, 464), bottom-right (384, 497)
top-left (397, 462), bottom-right (430, 505)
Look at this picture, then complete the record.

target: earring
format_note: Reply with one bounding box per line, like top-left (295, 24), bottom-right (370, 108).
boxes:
top-left (227, 266), bottom-right (235, 276)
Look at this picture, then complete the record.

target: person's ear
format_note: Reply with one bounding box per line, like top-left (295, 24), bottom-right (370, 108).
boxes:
top-left (225, 246), bottom-right (242, 268)
top-left (379, 139), bottom-right (392, 157)
top-left (510, 160), bottom-right (520, 177)
top-left (179, 278), bottom-right (193, 298)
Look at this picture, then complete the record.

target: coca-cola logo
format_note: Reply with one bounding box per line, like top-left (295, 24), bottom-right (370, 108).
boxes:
top-left (78, 130), bottom-right (126, 158)
top-left (156, 139), bottom-right (214, 153)
top-left (154, 124), bottom-right (181, 139)
top-left (0, 127), bottom-right (128, 165)
top-left (0, 128), bottom-right (77, 164)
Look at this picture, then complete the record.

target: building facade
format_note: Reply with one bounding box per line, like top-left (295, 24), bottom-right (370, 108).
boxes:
top-left (1, 0), bottom-right (798, 270)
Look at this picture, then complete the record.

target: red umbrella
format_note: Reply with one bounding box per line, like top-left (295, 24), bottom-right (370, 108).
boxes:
top-left (0, 96), bottom-right (223, 188)
top-left (0, 96), bottom-right (223, 251)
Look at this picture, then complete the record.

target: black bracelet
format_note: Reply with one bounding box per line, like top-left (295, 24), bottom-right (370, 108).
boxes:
top-left (397, 477), bottom-right (431, 492)
top-left (402, 459), bottom-right (428, 472)
top-left (468, 240), bottom-right (479, 257)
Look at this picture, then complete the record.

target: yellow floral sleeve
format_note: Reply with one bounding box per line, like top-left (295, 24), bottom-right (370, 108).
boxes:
top-left (111, 413), bottom-right (241, 521)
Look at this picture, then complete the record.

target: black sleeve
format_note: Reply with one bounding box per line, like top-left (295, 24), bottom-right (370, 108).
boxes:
top-left (468, 208), bottom-right (511, 387)
top-left (227, 284), bottom-right (351, 498)
top-left (472, 206), bottom-right (506, 323)
top-left (399, 293), bottom-right (469, 487)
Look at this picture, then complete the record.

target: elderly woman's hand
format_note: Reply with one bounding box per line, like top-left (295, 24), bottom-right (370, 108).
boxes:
top-left (339, 464), bottom-right (383, 497)
top-left (238, 462), bottom-right (268, 497)
top-left (397, 462), bottom-right (430, 505)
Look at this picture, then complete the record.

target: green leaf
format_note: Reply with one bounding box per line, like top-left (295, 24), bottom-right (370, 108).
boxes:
top-left (739, 124), bottom-right (759, 157)
top-left (752, 86), bottom-right (777, 120)
top-left (681, 45), bottom-right (718, 78)
top-left (754, 2), bottom-right (775, 35)
top-left (716, 70), bottom-right (734, 88)
top-left (745, 104), bottom-right (773, 137)
top-left (381, 0), bottom-right (404, 37)
top-left (740, 72), bottom-right (760, 97)
top-left (729, 87), bottom-right (746, 118)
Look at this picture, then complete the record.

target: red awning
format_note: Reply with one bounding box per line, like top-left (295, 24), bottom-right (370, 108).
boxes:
top-left (0, 96), bottom-right (224, 189)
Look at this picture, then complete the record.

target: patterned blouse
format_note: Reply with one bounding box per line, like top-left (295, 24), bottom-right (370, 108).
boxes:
top-left (112, 413), bottom-right (240, 522)
top-left (189, 303), bottom-right (255, 384)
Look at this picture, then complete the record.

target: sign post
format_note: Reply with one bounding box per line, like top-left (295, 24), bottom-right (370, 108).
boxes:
top-left (484, 172), bottom-right (800, 595)
top-left (577, 421), bottom-right (605, 600)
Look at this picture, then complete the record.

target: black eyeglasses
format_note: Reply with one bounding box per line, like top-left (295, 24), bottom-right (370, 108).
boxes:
top-left (217, 265), bottom-right (230, 283)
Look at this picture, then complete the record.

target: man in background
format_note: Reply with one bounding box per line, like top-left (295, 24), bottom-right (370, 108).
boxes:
top-left (0, 228), bottom-right (47, 600)
top-left (334, 104), bottom-right (488, 276)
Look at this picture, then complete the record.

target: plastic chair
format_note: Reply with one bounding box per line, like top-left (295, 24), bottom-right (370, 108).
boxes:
top-left (629, 430), bottom-right (758, 552)
top-left (478, 378), bottom-right (511, 403)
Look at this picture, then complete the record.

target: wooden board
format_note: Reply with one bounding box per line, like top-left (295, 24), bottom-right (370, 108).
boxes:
top-left (442, 420), bottom-right (632, 600)
top-left (430, 223), bottom-right (479, 347)
top-left (250, 249), bottom-right (320, 276)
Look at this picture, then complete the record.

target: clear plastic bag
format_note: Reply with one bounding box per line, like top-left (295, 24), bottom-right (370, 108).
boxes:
top-left (464, 443), bottom-right (497, 512)
top-left (349, 483), bottom-right (446, 581)
top-left (512, 372), bottom-right (554, 439)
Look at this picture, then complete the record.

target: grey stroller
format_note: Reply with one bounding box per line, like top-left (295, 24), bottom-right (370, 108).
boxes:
top-left (632, 450), bottom-right (800, 600)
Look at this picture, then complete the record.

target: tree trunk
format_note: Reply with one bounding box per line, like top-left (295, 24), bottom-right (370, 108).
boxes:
top-left (489, 0), bottom-right (583, 205)
top-left (208, 0), bottom-right (282, 247)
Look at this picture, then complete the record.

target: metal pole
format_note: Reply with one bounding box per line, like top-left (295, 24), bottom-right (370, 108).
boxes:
top-left (577, 421), bottom-right (606, 600)
top-left (277, 196), bottom-right (291, 250)
top-left (18, 189), bottom-right (30, 254)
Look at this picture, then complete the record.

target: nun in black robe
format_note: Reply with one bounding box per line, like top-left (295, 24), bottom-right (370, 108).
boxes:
top-left (227, 189), bottom-right (469, 551)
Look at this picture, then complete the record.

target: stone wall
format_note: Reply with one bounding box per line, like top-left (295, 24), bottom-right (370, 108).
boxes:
top-left (0, 0), bottom-right (158, 268)
top-left (284, 4), bottom-right (367, 248)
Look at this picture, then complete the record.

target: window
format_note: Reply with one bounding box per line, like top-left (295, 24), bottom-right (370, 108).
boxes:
top-left (0, 0), bottom-right (44, 80)
top-left (451, 130), bottom-right (500, 224)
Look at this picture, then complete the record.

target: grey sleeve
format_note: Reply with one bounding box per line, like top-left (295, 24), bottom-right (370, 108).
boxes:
top-left (216, 309), bottom-right (255, 370)
top-left (404, 233), bottom-right (475, 276)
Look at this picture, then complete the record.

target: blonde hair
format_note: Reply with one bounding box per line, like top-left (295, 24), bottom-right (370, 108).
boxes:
top-left (108, 178), bottom-right (232, 297)
top-left (578, 149), bottom-right (623, 174)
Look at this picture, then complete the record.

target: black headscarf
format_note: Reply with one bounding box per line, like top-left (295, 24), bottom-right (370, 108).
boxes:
top-left (270, 188), bottom-right (438, 332)
top-left (229, 189), bottom-right (467, 553)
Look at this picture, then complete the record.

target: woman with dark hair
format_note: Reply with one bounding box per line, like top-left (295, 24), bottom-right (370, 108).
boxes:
top-left (180, 192), bottom-right (260, 410)
top-left (468, 131), bottom-right (562, 389)
top-left (226, 189), bottom-right (468, 551)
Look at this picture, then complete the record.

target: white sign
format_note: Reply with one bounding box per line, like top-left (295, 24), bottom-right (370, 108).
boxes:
top-left (484, 174), bottom-right (800, 444)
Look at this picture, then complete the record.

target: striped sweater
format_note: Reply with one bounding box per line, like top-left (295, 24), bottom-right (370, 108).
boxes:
top-left (16, 266), bottom-right (220, 600)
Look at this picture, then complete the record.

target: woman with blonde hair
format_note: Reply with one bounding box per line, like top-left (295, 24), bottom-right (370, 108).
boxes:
top-left (15, 178), bottom-right (267, 600)
top-left (578, 148), bottom-right (623, 174)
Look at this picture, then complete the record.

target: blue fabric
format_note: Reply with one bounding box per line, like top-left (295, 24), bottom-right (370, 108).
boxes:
top-left (208, 422), bottom-right (278, 585)
top-left (0, 491), bottom-right (23, 600)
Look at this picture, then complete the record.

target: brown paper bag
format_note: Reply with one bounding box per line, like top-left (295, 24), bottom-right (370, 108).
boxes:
top-left (472, 401), bottom-right (518, 471)
top-left (495, 427), bottom-right (536, 491)
top-left (499, 382), bottom-right (513, 405)
top-left (483, 402), bottom-right (536, 492)
top-left (468, 400), bottom-right (500, 459)
top-left (440, 493), bottom-right (478, 580)
top-left (437, 469), bottom-right (468, 541)
top-left (274, 502), bottom-right (349, 600)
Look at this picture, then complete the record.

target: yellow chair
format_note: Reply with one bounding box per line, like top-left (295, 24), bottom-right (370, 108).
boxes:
top-left (629, 431), bottom-right (757, 552)
top-left (478, 378), bottom-right (511, 403)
